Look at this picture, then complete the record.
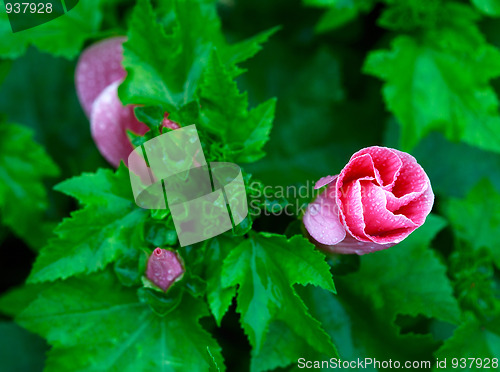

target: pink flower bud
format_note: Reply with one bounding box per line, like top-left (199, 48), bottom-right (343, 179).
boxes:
top-left (304, 146), bottom-right (434, 255)
top-left (90, 80), bottom-right (149, 168)
top-left (75, 36), bottom-right (127, 118)
top-left (76, 37), bottom-right (180, 167)
top-left (146, 248), bottom-right (185, 292)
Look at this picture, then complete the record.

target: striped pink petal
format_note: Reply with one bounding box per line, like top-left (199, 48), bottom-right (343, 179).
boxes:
top-left (337, 179), bottom-right (367, 241)
top-left (390, 149), bottom-right (430, 197)
top-left (360, 181), bottom-right (417, 244)
top-left (350, 146), bottom-right (402, 189)
top-left (337, 154), bottom-right (379, 187)
top-left (390, 184), bottom-right (434, 226)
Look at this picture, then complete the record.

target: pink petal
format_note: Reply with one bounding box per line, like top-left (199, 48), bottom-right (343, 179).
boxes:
top-left (337, 154), bottom-right (378, 187)
top-left (90, 81), bottom-right (149, 167)
top-left (390, 149), bottom-right (430, 197)
top-left (360, 181), bottom-right (418, 244)
top-left (75, 36), bottom-right (127, 117)
top-left (303, 185), bottom-right (346, 245)
top-left (351, 146), bottom-right (402, 189)
top-left (314, 175), bottom-right (338, 189)
top-left (384, 188), bottom-right (424, 212)
top-left (337, 179), bottom-right (369, 241)
top-left (392, 183), bottom-right (434, 226)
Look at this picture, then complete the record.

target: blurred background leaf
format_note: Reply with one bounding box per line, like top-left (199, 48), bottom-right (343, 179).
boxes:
top-left (0, 48), bottom-right (107, 180)
top-left (0, 322), bottom-right (47, 372)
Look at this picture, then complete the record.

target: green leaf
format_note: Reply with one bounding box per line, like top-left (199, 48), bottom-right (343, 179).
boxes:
top-left (137, 287), bottom-right (184, 317)
top-left (377, 0), bottom-right (443, 31)
top-left (198, 51), bottom-right (276, 163)
top-left (0, 322), bottom-right (47, 372)
top-left (145, 219), bottom-right (178, 247)
top-left (0, 48), bottom-right (107, 177)
top-left (17, 271), bottom-right (225, 372)
top-left (205, 236), bottom-right (239, 326)
top-left (305, 0), bottom-right (375, 33)
top-left (134, 105), bottom-right (165, 131)
top-left (221, 232), bottom-right (337, 371)
top-left (343, 215), bottom-right (461, 325)
top-left (295, 218), bottom-right (454, 364)
top-left (471, 0), bottom-right (500, 17)
top-left (0, 284), bottom-right (47, 317)
top-left (119, 0), bottom-right (184, 108)
top-left (0, 123), bottom-right (59, 248)
top-left (384, 123), bottom-right (500, 199)
top-left (119, 0), bottom-right (276, 110)
top-left (434, 315), bottom-right (500, 370)
top-left (28, 165), bottom-right (148, 283)
top-left (0, 0), bottom-right (104, 59)
top-left (444, 179), bottom-right (500, 269)
top-left (315, 6), bottom-right (358, 33)
top-left (220, 26), bottom-right (280, 75)
top-left (114, 249), bottom-right (146, 287)
top-left (298, 285), bottom-right (438, 367)
top-left (364, 7), bottom-right (500, 153)
top-left (207, 346), bottom-right (222, 372)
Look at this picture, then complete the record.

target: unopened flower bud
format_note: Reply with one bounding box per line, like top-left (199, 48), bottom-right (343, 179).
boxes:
top-left (146, 248), bottom-right (184, 291)
top-left (162, 113), bottom-right (180, 130)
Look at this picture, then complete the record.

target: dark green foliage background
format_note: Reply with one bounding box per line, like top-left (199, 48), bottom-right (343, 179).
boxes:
top-left (0, 0), bottom-right (500, 371)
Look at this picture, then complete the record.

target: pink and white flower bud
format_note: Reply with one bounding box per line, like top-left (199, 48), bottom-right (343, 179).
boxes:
top-left (75, 36), bottom-right (127, 118)
top-left (90, 80), bottom-right (149, 168)
top-left (76, 37), bottom-right (180, 167)
top-left (146, 248), bottom-right (185, 292)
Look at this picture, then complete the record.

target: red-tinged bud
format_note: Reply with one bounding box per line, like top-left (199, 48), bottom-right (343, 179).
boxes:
top-left (162, 113), bottom-right (180, 130)
top-left (146, 248), bottom-right (184, 292)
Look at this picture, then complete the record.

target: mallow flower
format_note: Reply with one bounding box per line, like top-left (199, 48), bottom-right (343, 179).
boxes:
top-left (303, 146), bottom-right (434, 255)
